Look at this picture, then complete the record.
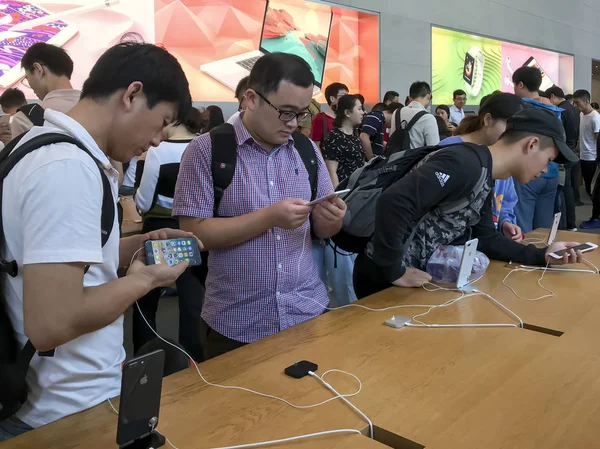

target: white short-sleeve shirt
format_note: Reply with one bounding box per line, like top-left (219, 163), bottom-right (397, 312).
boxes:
top-left (1, 109), bottom-right (123, 428)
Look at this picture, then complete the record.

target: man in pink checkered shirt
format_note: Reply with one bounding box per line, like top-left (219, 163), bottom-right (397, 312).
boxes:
top-left (173, 53), bottom-right (347, 359)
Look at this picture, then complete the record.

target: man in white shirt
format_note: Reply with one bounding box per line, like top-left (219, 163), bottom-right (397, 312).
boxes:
top-left (396, 81), bottom-right (439, 149)
top-left (11, 43), bottom-right (81, 136)
top-left (449, 89), bottom-right (467, 124)
top-left (574, 89), bottom-right (600, 229)
top-left (0, 42), bottom-right (195, 441)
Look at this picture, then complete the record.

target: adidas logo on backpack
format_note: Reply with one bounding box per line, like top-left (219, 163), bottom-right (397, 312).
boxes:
top-left (435, 171), bottom-right (450, 187)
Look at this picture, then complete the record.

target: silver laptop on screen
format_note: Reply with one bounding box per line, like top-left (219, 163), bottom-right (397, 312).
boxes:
top-left (200, 0), bottom-right (332, 95)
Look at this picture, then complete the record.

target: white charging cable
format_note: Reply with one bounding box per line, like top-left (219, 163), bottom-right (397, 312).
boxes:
top-left (503, 257), bottom-right (599, 301)
top-left (120, 247), bottom-right (371, 449)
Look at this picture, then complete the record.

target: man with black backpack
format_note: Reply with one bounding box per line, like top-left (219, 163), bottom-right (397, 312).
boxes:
top-left (0, 42), bottom-right (194, 440)
top-left (173, 53), bottom-right (346, 360)
top-left (11, 43), bottom-right (81, 136)
top-left (389, 81), bottom-right (439, 151)
top-left (351, 108), bottom-right (582, 298)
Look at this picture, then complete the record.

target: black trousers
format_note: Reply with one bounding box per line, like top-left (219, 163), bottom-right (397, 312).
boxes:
top-left (200, 320), bottom-right (246, 360)
top-left (132, 217), bottom-right (205, 361)
top-left (352, 253), bottom-right (392, 300)
top-left (581, 160), bottom-right (597, 197)
top-left (559, 162), bottom-right (577, 229)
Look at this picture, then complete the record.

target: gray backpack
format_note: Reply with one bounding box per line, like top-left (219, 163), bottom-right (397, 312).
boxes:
top-left (331, 143), bottom-right (488, 253)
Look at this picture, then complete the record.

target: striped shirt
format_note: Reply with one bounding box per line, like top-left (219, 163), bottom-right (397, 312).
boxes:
top-left (172, 115), bottom-right (332, 343)
top-left (361, 111), bottom-right (385, 156)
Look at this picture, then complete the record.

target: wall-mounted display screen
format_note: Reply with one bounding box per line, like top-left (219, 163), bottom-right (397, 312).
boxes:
top-left (432, 26), bottom-right (574, 106)
top-left (0, 0), bottom-right (380, 104)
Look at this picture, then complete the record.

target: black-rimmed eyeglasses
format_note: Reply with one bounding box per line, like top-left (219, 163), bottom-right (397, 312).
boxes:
top-left (255, 91), bottom-right (312, 123)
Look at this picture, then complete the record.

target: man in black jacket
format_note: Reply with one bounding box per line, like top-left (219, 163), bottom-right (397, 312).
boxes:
top-left (354, 108), bottom-right (582, 298)
top-left (547, 85), bottom-right (581, 226)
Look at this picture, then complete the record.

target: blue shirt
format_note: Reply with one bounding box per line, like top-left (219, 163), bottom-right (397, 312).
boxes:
top-left (440, 135), bottom-right (518, 228)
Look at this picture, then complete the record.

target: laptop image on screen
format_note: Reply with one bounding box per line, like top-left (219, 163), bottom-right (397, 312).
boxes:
top-left (200, 0), bottom-right (333, 95)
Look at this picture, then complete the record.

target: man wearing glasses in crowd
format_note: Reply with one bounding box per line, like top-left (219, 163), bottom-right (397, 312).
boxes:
top-left (173, 52), bottom-right (346, 359)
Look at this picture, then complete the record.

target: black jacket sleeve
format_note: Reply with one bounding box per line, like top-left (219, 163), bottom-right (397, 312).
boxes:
top-left (371, 147), bottom-right (482, 283)
top-left (472, 190), bottom-right (547, 265)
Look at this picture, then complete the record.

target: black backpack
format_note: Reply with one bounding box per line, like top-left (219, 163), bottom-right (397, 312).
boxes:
top-left (0, 132), bottom-right (114, 421)
top-left (387, 110), bottom-right (428, 154)
top-left (17, 103), bottom-right (45, 127)
top-left (331, 143), bottom-right (487, 254)
top-left (193, 123), bottom-right (318, 285)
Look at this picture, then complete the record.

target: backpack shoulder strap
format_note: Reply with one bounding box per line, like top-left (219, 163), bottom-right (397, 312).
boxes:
top-left (292, 131), bottom-right (318, 202)
top-left (406, 110), bottom-right (428, 131)
top-left (393, 108), bottom-right (402, 131)
top-left (209, 123), bottom-right (237, 217)
top-left (17, 103), bottom-right (45, 127)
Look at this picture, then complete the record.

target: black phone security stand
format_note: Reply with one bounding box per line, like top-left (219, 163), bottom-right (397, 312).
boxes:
top-left (120, 430), bottom-right (165, 449)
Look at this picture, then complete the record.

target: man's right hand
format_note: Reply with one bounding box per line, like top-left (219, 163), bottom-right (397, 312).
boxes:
top-left (268, 198), bottom-right (314, 230)
top-left (392, 267), bottom-right (432, 288)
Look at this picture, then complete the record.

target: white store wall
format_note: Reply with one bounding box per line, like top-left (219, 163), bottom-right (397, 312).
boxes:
top-left (329, 0), bottom-right (600, 100)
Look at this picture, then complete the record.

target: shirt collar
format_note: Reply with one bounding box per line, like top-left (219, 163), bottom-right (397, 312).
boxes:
top-left (231, 111), bottom-right (294, 150)
top-left (43, 109), bottom-right (110, 167)
top-left (44, 89), bottom-right (81, 102)
top-left (408, 101), bottom-right (426, 111)
top-left (450, 104), bottom-right (463, 112)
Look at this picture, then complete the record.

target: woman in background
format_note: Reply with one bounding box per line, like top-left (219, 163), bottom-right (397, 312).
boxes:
top-left (440, 92), bottom-right (525, 241)
top-left (323, 94), bottom-right (366, 187)
top-left (133, 107), bottom-right (205, 361)
top-left (202, 105), bottom-right (225, 133)
top-left (316, 95), bottom-right (365, 308)
top-left (435, 104), bottom-right (457, 132)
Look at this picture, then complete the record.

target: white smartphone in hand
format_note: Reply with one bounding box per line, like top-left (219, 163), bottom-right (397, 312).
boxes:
top-left (306, 189), bottom-right (350, 206)
top-left (547, 212), bottom-right (561, 245)
top-left (548, 242), bottom-right (598, 259)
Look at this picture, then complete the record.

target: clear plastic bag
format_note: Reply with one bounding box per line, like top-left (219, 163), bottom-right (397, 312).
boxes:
top-left (425, 245), bottom-right (490, 284)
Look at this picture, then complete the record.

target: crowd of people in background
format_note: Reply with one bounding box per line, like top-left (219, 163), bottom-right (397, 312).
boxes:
top-left (0, 38), bottom-right (593, 442)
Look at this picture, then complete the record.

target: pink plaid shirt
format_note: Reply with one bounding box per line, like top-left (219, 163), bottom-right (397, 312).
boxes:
top-left (172, 115), bottom-right (332, 343)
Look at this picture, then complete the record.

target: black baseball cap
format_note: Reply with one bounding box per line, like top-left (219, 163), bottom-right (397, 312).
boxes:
top-left (504, 107), bottom-right (578, 164)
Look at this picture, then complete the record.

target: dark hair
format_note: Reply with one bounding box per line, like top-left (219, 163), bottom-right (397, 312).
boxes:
top-left (545, 86), bottom-right (565, 99)
top-left (205, 105), bottom-right (225, 132)
top-left (371, 102), bottom-right (385, 112)
top-left (480, 90), bottom-right (503, 108)
top-left (409, 81), bottom-right (431, 99)
top-left (354, 93), bottom-right (365, 106)
top-left (455, 93), bottom-right (524, 136)
top-left (453, 89), bottom-right (466, 99)
top-left (593, 102), bottom-right (600, 110)
top-left (435, 115), bottom-right (452, 138)
top-left (404, 96), bottom-right (410, 106)
top-left (248, 52), bottom-right (314, 97)
top-left (500, 130), bottom-right (555, 149)
top-left (324, 82), bottom-right (349, 106)
top-left (383, 90), bottom-right (399, 103)
top-left (436, 104), bottom-right (450, 116)
top-left (512, 66), bottom-right (542, 93)
top-left (184, 107), bottom-right (203, 134)
top-left (384, 102), bottom-right (403, 114)
top-left (21, 42), bottom-right (74, 78)
top-left (235, 76), bottom-right (249, 102)
top-left (333, 94), bottom-right (360, 128)
top-left (538, 90), bottom-right (550, 99)
top-left (565, 94), bottom-right (574, 101)
top-left (0, 88), bottom-right (26, 109)
top-left (81, 42), bottom-right (191, 122)
top-left (573, 89), bottom-right (591, 102)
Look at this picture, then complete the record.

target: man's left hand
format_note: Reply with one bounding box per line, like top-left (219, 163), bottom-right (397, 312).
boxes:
top-left (143, 228), bottom-right (203, 250)
top-left (545, 242), bottom-right (583, 265)
top-left (311, 196), bottom-right (347, 224)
